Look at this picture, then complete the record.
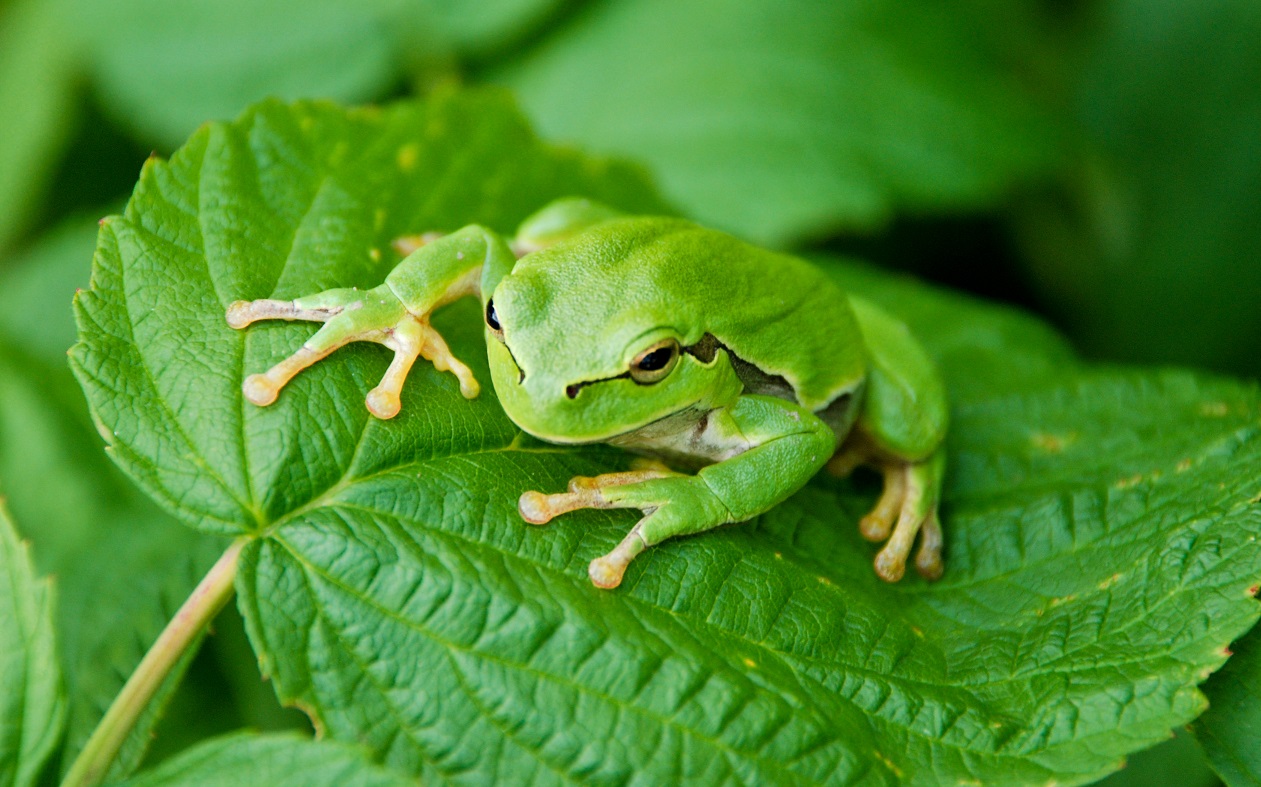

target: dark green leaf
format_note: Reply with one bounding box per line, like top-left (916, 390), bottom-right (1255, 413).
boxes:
top-left (495, 0), bottom-right (1059, 245)
top-left (0, 501), bottom-right (65, 787)
top-left (1195, 625), bottom-right (1261, 785)
top-left (1014, 0), bottom-right (1261, 375)
top-left (111, 732), bottom-right (412, 787)
top-left (1092, 730), bottom-right (1220, 787)
top-left (74, 91), bottom-right (1261, 785)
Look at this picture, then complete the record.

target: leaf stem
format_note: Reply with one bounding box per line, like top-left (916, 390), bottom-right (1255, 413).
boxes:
top-left (61, 537), bottom-right (247, 787)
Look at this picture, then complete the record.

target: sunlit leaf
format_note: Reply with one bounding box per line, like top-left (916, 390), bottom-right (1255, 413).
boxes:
top-left (73, 91), bottom-right (1261, 785)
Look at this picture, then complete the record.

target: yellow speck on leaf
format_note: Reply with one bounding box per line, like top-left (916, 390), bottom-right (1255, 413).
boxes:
top-left (1200, 401), bottom-right (1229, 417)
top-left (1031, 432), bottom-right (1075, 452)
top-left (397, 143), bottom-right (419, 171)
top-left (1176, 458), bottom-right (1193, 472)
top-left (369, 247), bottom-right (381, 262)
top-left (1115, 474), bottom-right (1143, 489)
top-left (742, 657), bottom-right (756, 668)
top-left (874, 751), bottom-right (903, 778)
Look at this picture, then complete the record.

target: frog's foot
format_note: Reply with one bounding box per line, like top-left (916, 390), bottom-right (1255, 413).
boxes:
top-left (227, 285), bottom-right (478, 418)
top-left (861, 453), bottom-right (946, 582)
top-left (518, 468), bottom-right (685, 589)
top-left (391, 232), bottom-right (446, 258)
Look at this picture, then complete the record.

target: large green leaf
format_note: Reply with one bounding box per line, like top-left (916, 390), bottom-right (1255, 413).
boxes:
top-left (72, 91), bottom-right (1261, 785)
top-left (0, 502), bottom-right (65, 787)
top-left (114, 732), bottom-right (412, 787)
top-left (1195, 627), bottom-right (1261, 785)
top-left (495, 0), bottom-right (1059, 245)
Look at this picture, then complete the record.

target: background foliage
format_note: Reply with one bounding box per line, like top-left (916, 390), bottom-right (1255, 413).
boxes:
top-left (0, 1), bottom-right (1257, 785)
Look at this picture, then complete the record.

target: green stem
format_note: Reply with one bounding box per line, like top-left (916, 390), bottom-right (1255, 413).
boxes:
top-left (61, 537), bottom-right (247, 787)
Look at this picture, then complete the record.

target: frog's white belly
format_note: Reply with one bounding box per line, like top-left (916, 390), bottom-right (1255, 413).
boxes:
top-left (606, 405), bottom-right (751, 469)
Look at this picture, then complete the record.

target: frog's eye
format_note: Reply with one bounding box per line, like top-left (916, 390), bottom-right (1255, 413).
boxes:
top-left (485, 299), bottom-right (505, 341)
top-left (629, 338), bottom-right (680, 384)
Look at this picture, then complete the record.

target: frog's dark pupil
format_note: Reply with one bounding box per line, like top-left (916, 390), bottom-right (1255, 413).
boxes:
top-left (485, 299), bottom-right (501, 331)
top-left (637, 346), bottom-right (673, 372)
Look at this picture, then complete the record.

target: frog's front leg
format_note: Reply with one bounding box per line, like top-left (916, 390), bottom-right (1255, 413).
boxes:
top-left (226, 225), bottom-right (515, 418)
top-left (520, 396), bottom-right (837, 589)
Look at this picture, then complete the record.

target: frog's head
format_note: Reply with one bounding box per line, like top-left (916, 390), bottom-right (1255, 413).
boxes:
top-left (481, 217), bottom-right (740, 444)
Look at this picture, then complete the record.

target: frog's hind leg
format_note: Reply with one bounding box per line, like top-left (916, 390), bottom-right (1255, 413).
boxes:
top-left (870, 454), bottom-right (945, 582)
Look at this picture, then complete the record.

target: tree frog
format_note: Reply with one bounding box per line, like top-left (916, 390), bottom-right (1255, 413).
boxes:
top-left (226, 199), bottom-right (948, 589)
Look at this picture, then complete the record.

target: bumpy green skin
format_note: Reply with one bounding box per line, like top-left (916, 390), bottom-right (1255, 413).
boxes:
top-left (229, 198), bottom-right (950, 587)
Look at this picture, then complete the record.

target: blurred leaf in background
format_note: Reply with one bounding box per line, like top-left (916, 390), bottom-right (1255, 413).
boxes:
top-left (0, 0), bottom-right (567, 256)
top-left (1195, 618), bottom-right (1261, 785)
top-left (493, 0), bottom-right (1062, 246)
top-left (0, 0), bottom-right (79, 255)
top-left (1014, 0), bottom-right (1261, 376)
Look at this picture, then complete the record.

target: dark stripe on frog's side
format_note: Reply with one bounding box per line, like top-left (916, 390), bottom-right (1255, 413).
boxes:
top-left (686, 332), bottom-right (864, 441)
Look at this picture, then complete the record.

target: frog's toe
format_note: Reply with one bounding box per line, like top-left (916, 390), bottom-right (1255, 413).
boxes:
top-left (242, 345), bottom-right (339, 408)
top-left (915, 512), bottom-right (944, 580)
top-left (243, 373), bottom-right (280, 406)
top-left (870, 453), bottom-right (945, 583)
top-left (365, 388), bottom-right (402, 419)
top-left (588, 530), bottom-right (647, 590)
top-left (391, 231), bottom-right (445, 258)
top-left (860, 464), bottom-right (906, 542)
top-left (518, 491), bottom-right (561, 524)
top-left (416, 323), bottom-right (480, 399)
top-left (588, 556), bottom-right (626, 589)
top-left (226, 298), bottom-right (296, 329)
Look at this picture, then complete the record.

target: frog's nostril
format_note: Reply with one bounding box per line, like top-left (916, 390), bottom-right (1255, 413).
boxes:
top-left (565, 384), bottom-right (580, 399)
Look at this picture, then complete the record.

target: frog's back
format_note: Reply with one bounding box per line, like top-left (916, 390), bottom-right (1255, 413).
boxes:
top-left (513, 216), bottom-right (866, 412)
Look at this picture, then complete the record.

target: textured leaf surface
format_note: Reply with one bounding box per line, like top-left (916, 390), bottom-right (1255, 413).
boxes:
top-left (1195, 627), bottom-right (1261, 785)
top-left (0, 220), bottom-right (226, 780)
top-left (495, 0), bottom-right (1058, 245)
top-left (73, 92), bottom-right (1261, 785)
top-left (0, 502), bottom-right (65, 787)
top-left (114, 732), bottom-right (412, 787)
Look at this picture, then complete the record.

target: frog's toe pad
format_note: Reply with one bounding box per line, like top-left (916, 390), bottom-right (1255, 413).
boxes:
top-left (243, 374), bottom-right (280, 406)
top-left (365, 388), bottom-right (401, 419)
top-left (226, 300), bottom-right (254, 329)
top-left (518, 492), bottom-right (554, 524)
top-left (588, 556), bottom-right (626, 589)
top-left (916, 550), bottom-right (944, 581)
